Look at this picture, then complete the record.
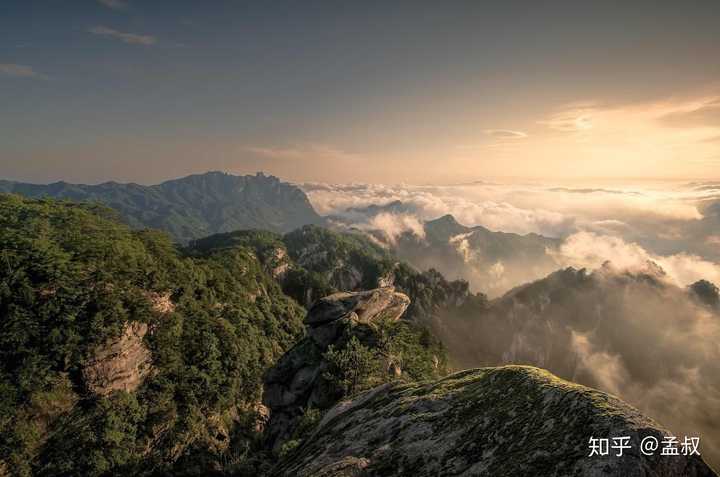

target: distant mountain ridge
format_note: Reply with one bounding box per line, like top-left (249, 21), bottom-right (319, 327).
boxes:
top-left (328, 200), bottom-right (561, 296)
top-left (433, 262), bottom-right (720, 468)
top-left (0, 171), bottom-right (322, 243)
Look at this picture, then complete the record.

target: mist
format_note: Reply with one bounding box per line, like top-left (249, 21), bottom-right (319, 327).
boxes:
top-left (303, 180), bottom-right (720, 297)
top-left (431, 264), bottom-right (720, 468)
top-left (303, 179), bottom-right (720, 468)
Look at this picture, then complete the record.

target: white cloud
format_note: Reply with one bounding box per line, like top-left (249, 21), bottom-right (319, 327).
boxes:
top-left (551, 231), bottom-right (720, 286)
top-left (303, 180), bottom-right (720, 295)
top-left (540, 107), bottom-right (594, 132)
top-left (484, 129), bottom-right (527, 139)
top-left (301, 181), bottom-right (702, 239)
top-left (353, 212), bottom-right (426, 245)
top-left (0, 63), bottom-right (47, 79)
top-left (88, 26), bottom-right (156, 45)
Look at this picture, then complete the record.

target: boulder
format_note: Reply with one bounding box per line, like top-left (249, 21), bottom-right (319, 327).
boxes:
top-left (274, 366), bottom-right (717, 477)
top-left (263, 287), bottom-right (410, 449)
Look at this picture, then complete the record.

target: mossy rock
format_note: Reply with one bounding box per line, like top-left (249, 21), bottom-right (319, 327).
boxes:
top-left (274, 366), bottom-right (716, 476)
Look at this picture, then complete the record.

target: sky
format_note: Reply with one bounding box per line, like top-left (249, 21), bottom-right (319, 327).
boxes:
top-left (1, 0), bottom-right (720, 185)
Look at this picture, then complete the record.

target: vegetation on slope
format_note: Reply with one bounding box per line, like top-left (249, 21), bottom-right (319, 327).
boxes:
top-left (192, 226), bottom-right (482, 323)
top-left (0, 172), bottom-right (322, 244)
top-left (0, 195), bottom-right (454, 476)
top-left (0, 194), bottom-right (305, 476)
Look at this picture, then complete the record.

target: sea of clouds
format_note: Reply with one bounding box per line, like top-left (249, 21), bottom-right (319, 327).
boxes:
top-left (301, 180), bottom-right (720, 291)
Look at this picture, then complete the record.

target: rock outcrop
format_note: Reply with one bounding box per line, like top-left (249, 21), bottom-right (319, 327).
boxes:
top-left (82, 321), bottom-right (153, 396)
top-left (263, 287), bottom-right (410, 448)
top-left (274, 365), bottom-right (716, 476)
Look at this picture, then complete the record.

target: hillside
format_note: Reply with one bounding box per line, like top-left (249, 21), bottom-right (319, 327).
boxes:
top-left (3, 194), bottom-right (717, 475)
top-left (0, 172), bottom-right (322, 244)
top-left (190, 225), bottom-right (481, 322)
top-left (395, 214), bottom-right (561, 296)
top-left (276, 366), bottom-right (715, 476)
top-left (433, 262), bottom-right (720, 468)
top-left (0, 195), bottom-right (450, 476)
top-left (0, 194), bottom-right (307, 475)
top-left (328, 202), bottom-right (561, 296)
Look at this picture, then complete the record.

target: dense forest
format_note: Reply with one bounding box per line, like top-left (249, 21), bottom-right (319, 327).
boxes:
top-left (0, 194), bottom-right (452, 476)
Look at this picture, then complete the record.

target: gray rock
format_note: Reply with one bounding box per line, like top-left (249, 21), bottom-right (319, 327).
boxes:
top-left (263, 287), bottom-right (410, 449)
top-left (275, 366), bottom-right (717, 477)
top-left (305, 288), bottom-right (410, 327)
top-left (82, 322), bottom-right (152, 396)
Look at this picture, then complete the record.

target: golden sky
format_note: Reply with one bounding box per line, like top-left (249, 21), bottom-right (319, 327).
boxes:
top-left (2, 1), bottom-right (719, 184)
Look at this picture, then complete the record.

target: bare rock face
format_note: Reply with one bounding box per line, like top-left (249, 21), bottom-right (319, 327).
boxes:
top-left (275, 366), bottom-right (717, 477)
top-left (263, 287), bottom-right (410, 449)
top-left (82, 322), bottom-right (152, 396)
top-left (305, 288), bottom-right (410, 347)
top-left (145, 290), bottom-right (175, 315)
top-left (270, 247), bottom-right (291, 279)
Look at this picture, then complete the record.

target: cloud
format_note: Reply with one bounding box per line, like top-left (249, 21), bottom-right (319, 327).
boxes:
top-left (97, 0), bottom-right (128, 10)
top-left (0, 63), bottom-right (47, 79)
top-left (540, 107), bottom-right (594, 132)
top-left (88, 26), bottom-right (156, 45)
top-left (550, 231), bottom-right (720, 287)
top-left (303, 180), bottom-right (720, 296)
top-left (548, 187), bottom-right (642, 195)
top-left (483, 129), bottom-right (527, 139)
top-left (659, 99), bottom-right (720, 128)
top-left (302, 181), bottom-right (702, 239)
top-left (353, 212), bottom-right (426, 245)
top-left (433, 260), bottom-right (720, 465)
top-left (245, 144), bottom-right (361, 163)
top-left (540, 96), bottom-right (720, 141)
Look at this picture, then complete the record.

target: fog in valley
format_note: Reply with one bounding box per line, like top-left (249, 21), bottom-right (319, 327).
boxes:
top-left (304, 179), bottom-right (720, 466)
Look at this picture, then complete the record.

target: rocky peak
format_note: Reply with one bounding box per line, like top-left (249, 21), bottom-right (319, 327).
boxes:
top-left (305, 288), bottom-right (410, 327)
top-left (423, 214), bottom-right (471, 242)
top-left (274, 366), bottom-right (717, 476)
top-left (263, 287), bottom-right (410, 449)
top-left (690, 279), bottom-right (720, 308)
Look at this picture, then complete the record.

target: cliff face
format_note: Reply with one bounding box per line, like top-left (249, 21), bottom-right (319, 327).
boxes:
top-left (82, 322), bottom-right (153, 396)
top-left (276, 366), bottom-right (717, 477)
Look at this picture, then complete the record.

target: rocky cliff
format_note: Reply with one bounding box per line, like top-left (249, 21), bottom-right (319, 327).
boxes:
top-left (81, 322), bottom-right (153, 396)
top-left (275, 366), bottom-right (716, 476)
top-left (263, 287), bottom-right (410, 448)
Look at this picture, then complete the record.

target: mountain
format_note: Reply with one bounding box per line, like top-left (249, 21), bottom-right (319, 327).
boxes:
top-left (330, 201), bottom-right (561, 296)
top-left (432, 262), bottom-right (720, 469)
top-left (0, 171), bottom-right (322, 243)
top-left (2, 195), bottom-right (717, 475)
top-left (0, 194), bottom-right (307, 475)
top-left (263, 286), bottom-right (446, 451)
top-left (396, 214), bottom-right (561, 296)
top-left (0, 195), bottom-right (457, 475)
top-left (276, 366), bottom-right (715, 476)
top-left (190, 225), bottom-right (480, 321)
top-left (345, 199), bottom-right (410, 216)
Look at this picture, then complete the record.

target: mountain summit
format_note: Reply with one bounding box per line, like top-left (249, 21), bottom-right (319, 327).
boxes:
top-left (0, 171), bottom-right (322, 243)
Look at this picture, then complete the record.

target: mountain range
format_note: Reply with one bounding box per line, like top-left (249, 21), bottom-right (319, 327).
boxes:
top-left (0, 171), bottom-right (322, 244)
top-left (331, 201), bottom-right (561, 296)
top-left (432, 261), bottom-right (720, 465)
top-left (2, 172), bottom-right (719, 474)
